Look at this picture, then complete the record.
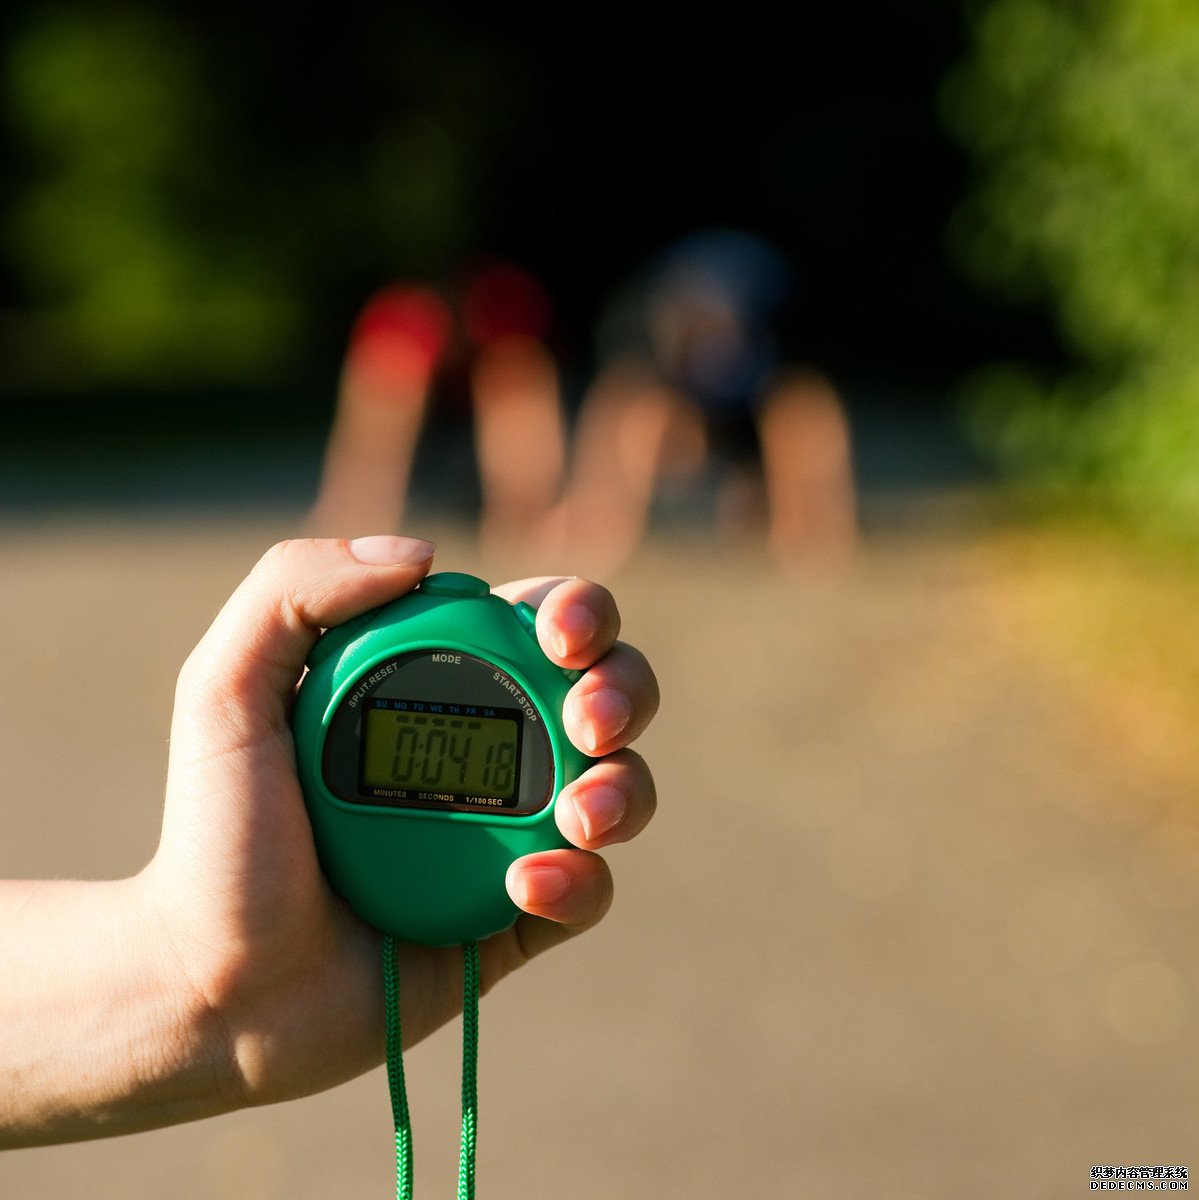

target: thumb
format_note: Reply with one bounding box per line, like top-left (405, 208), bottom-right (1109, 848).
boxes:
top-left (174, 536), bottom-right (435, 752)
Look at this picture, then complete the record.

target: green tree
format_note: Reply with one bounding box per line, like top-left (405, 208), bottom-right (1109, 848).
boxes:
top-left (944, 0), bottom-right (1199, 536)
top-left (4, 8), bottom-right (298, 385)
top-left (2, 6), bottom-right (529, 391)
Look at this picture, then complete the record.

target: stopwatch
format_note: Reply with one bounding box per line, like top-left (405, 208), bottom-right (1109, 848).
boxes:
top-left (292, 571), bottom-right (592, 946)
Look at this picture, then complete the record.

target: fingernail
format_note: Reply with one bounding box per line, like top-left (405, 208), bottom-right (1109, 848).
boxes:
top-left (348, 535), bottom-right (436, 564)
top-left (551, 603), bottom-right (599, 660)
top-left (514, 865), bottom-right (571, 907)
top-left (574, 687), bottom-right (632, 753)
top-left (577, 784), bottom-right (626, 842)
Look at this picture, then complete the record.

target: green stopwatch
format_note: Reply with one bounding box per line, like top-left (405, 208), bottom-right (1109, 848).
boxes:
top-left (292, 571), bottom-right (592, 947)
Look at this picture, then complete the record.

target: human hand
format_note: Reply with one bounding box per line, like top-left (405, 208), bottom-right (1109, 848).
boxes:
top-left (142, 536), bottom-right (658, 1116)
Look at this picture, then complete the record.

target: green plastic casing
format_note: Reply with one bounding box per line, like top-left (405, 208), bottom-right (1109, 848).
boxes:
top-left (292, 572), bottom-right (591, 947)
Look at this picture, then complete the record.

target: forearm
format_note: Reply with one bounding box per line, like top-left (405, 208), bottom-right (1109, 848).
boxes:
top-left (0, 875), bottom-right (236, 1147)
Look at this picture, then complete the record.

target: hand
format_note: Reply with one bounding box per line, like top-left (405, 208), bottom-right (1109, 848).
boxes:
top-left (142, 537), bottom-right (658, 1117)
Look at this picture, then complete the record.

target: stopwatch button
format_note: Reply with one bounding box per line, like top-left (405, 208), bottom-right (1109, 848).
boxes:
top-left (306, 626), bottom-right (348, 670)
top-left (418, 572), bottom-right (491, 598)
top-left (512, 600), bottom-right (538, 638)
top-left (305, 606), bottom-right (379, 669)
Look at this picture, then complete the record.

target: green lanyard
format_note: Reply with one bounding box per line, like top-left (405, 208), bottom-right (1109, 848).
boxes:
top-left (382, 937), bottom-right (480, 1200)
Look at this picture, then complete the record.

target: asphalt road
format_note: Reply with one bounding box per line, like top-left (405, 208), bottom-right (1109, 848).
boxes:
top-left (0, 510), bottom-right (1195, 1198)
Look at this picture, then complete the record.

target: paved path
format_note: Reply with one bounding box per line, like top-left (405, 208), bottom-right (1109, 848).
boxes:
top-left (0, 513), bottom-right (1195, 1198)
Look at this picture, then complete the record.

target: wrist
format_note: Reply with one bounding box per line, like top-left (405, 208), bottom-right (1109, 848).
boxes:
top-left (127, 864), bottom-right (251, 1127)
top-left (0, 874), bottom-right (243, 1147)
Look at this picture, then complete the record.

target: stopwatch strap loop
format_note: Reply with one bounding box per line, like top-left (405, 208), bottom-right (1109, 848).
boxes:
top-left (383, 935), bottom-right (414, 1200)
top-left (458, 940), bottom-right (480, 1200)
top-left (382, 937), bottom-right (481, 1200)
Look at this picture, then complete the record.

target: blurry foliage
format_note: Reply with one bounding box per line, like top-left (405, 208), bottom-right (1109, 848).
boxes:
top-left (0, 2), bottom-right (1056, 422)
top-left (943, 0), bottom-right (1199, 539)
top-left (1, 4), bottom-right (525, 390)
top-left (4, 8), bottom-right (298, 385)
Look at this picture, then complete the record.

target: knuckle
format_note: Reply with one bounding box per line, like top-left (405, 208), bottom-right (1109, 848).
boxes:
top-left (257, 537), bottom-right (309, 578)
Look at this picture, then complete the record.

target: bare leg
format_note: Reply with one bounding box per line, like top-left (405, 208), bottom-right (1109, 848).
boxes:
top-left (757, 368), bottom-right (857, 574)
top-left (546, 361), bottom-right (701, 574)
top-left (306, 287), bottom-right (449, 538)
top-left (306, 379), bottom-right (429, 538)
top-left (471, 335), bottom-right (566, 555)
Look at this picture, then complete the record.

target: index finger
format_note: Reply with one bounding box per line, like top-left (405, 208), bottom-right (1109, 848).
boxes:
top-left (491, 576), bottom-right (621, 670)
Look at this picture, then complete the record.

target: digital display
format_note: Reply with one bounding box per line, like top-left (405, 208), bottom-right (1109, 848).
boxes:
top-left (359, 701), bottom-right (521, 804)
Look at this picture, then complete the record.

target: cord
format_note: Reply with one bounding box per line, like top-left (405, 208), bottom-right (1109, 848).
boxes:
top-left (383, 937), bottom-right (480, 1200)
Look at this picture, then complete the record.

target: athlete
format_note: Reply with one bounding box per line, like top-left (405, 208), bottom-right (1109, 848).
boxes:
top-left (547, 229), bottom-right (857, 575)
top-left (307, 261), bottom-right (566, 564)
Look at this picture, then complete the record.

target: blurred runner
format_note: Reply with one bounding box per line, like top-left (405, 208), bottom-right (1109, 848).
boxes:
top-left (546, 229), bottom-right (857, 575)
top-left (307, 283), bottom-right (450, 539)
top-left (462, 261), bottom-right (565, 551)
top-left (307, 260), bottom-right (566, 556)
